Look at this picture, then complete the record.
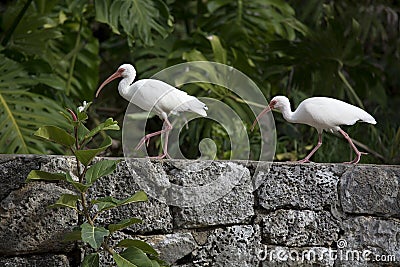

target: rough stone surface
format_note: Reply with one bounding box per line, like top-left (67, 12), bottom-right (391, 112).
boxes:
top-left (0, 155), bottom-right (45, 200)
top-left (337, 216), bottom-right (400, 266)
top-left (191, 225), bottom-right (261, 267)
top-left (172, 161), bottom-right (254, 228)
top-left (259, 246), bottom-right (335, 266)
top-left (340, 165), bottom-right (400, 217)
top-left (260, 210), bottom-right (340, 247)
top-left (89, 160), bottom-right (173, 234)
top-left (0, 182), bottom-right (77, 255)
top-left (146, 232), bottom-right (197, 264)
top-left (0, 254), bottom-right (70, 266)
top-left (256, 163), bottom-right (345, 211)
top-left (0, 155), bottom-right (399, 267)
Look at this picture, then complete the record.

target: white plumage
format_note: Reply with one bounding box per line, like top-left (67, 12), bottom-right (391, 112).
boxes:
top-left (96, 64), bottom-right (208, 159)
top-left (252, 95), bottom-right (376, 163)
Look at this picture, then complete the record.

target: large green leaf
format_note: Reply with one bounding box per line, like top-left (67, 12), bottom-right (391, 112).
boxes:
top-left (0, 56), bottom-right (68, 154)
top-left (113, 252), bottom-right (138, 267)
top-left (2, 1), bottom-right (62, 59)
top-left (34, 126), bottom-right (75, 147)
top-left (48, 193), bottom-right (80, 210)
top-left (26, 170), bottom-right (66, 182)
top-left (81, 222), bottom-right (109, 250)
top-left (108, 218), bottom-right (142, 233)
top-left (117, 239), bottom-right (158, 256)
top-left (94, 0), bottom-right (172, 46)
top-left (92, 191), bottom-right (148, 213)
top-left (114, 247), bottom-right (153, 267)
top-left (65, 172), bottom-right (90, 193)
top-left (74, 136), bottom-right (113, 166)
top-left (82, 253), bottom-right (100, 267)
top-left (85, 159), bottom-right (120, 185)
top-left (119, 247), bottom-right (153, 267)
top-left (84, 118), bottom-right (119, 140)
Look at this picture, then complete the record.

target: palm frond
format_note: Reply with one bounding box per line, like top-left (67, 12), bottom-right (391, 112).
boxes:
top-left (95, 0), bottom-right (173, 46)
top-left (0, 56), bottom-right (68, 154)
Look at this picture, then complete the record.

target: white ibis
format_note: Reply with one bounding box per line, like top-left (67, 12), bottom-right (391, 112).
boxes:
top-left (251, 96), bottom-right (376, 164)
top-left (96, 64), bottom-right (208, 159)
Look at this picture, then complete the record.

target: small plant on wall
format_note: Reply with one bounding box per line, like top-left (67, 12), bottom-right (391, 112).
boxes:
top-left (25, 102), bottom-right (167, 267)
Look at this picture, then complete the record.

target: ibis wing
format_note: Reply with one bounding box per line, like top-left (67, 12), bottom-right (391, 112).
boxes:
top-left (129, 79), bottom-right (207, 117)
top-left (295, 97), bottom-right (376, 130)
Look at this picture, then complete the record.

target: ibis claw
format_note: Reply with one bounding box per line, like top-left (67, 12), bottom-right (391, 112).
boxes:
top-left (147, 152), bottom-right (171, 160)
top-left (296, 158), bottom-right (311, 164)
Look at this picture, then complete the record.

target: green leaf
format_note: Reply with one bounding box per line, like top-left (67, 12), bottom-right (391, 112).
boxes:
top-left (94, 0), bottom-right (172, 46)
top-left (77, 111), bottom-right (88, 122)
top-left (81, 222), bottom-right (109, 250)
top-left (119, 191), bottom-right (148, 205)
top-left (119, 247), bottom-right (153, 267)
top-left (113, 252), bottom-right (138, 267)
top-left (85, 159), bottom-right (119, 185)
top-left (78, 123), bottom-right (90, 145)
top-left (92, 191), bottom-right (147, 213)
top-left (65, 172), bottom-right (90, 193)
top-left (108, 218), bottom-right (142, 233)
top-left (26, 170), bottom-right (66, 182)
top-left (0, 57), bottom-right (68, 154)
top-left (34, 125), bottom-right (75, 147)
top-left (63, 229), bottom-right (82, 242)
top-left (207, 35), bottom-right (227, 64)
top-left (84, 118), bottom-right (119, 140)
top-left (92, 196), bottom-right (119, 212)
top-left (49, 194), bottom-right (80, 210)
top-left (75, 136), bottom-right (113, 166)
top-left (117, 239), bottom-right (158, 256)
top-left (82, 253), bottom-right (99, 267)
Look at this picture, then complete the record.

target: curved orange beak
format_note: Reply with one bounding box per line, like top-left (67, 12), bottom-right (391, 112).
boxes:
top-left (250, 103), bottom-right (274, 131)
top-left (95, 71), bottom-right (123, 98)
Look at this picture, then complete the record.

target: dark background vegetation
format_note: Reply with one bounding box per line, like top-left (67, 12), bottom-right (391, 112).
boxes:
top-left (0, 0), bottom-right (399, 164)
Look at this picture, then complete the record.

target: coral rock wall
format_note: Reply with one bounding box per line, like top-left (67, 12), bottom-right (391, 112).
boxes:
top-left (0, 155), bottom-right (399, 266)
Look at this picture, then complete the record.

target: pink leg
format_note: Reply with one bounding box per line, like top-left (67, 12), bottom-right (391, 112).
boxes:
top-left (338, 129), bottom-right (367, 164)
top-left (297, 133), bottom-right (323, 163)
top-left (251, 106), bottom-right (271, 131)
top-left (136, 118), bottom-right (173, 159)
top-left (148, 122), bottom-right (172, 159)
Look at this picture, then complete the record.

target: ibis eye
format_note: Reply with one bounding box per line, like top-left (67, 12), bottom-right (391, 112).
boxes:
top-left (118, 68), bottom-right (125, 73)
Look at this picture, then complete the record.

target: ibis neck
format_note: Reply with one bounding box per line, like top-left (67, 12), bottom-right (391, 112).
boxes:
top-left (280, 105), bottom-right (296, 123)
top-left (118, 77), bottom-right (134, 98)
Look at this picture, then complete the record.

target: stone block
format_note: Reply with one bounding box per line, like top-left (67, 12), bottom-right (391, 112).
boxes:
top-left (192, 225), bottom-right (261, 267)
top-left (146, 232), bottom-right (197, 264)
top-left (337, 216), bottom-right (400, 266)
top-left (259, 246), bottom-right (334, 266)
top-left (171, 161), bottom-right (254, 228)
top-left (0, 155), bottom-right (44, 200)
top-left (88, 159), bottom-right (173, 234)
top-left (0, 254), bottom-right (70, 267)
top-left (261, 210), bottom-right (340, 247)
top-left (340, 165), bottom-right (400, 217)
top-left (256, 163), bottom-right (345, 211)
top-left (0, 182), bottom-right (77, 254)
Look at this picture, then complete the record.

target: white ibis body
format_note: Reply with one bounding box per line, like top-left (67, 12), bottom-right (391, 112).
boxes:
top-left (252, 96), bottom-right (376, 164)
top-left (96, 64), bottom-right (208, 159)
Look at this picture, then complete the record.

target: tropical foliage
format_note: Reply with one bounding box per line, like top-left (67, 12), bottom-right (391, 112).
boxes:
top-left (0, 0), bottom-right (399, 164)
top-left (25, 103), bottom-right (167, 266)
